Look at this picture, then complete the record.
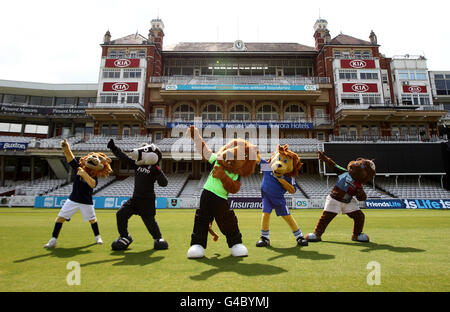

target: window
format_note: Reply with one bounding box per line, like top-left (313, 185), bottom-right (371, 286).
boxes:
top-left (55, 97), bottom-right (76, 106)
top-left (334, 51), bottom-right (341, 58)
top-left (103, 69), bottom-right (121, 79)
top-left (371, 126), bottom-right (379, 136)
top-left (341, 94), bottom-right (360, 104)
top-left (202, 104), bottom-right (222, 121)
top-left (24, 124), bottom-right (48, 134)
top-left (401, 95), bottom-right (413, 105)
top-left (360, 72), bottom-right (378, 80)
top-left (138, 50), bottom-right (146, 58)
top-left (101, 125), bottom-right (109, 136)
top-left (392, 125), bottom-right (399, 136)
top-left (285, 104), bottom-right (306, 121)
top-left (132, 125), bottom-right (140, 136)
top-left (78, 97), bottom-right (96, 107)
top-left (361, 126), bottom-right (370, 136)
top-left (362, 94), bottom-right (382, 105)
top-left (416, 71), bottom-right (427, 80)
top-left (362, 51), bottom-right (371, 59)
top-left (126, 93), bottom-right (140, 104)
top-left (257, 104), bottom-right (278, 121)
top-left (340, 126), bottom-right (348, 136)
top-left (399, 71), bottom-right (409, 80)
top-left (155, 132), bottom-right (163, 141)
top-left (110, 124), bottom-right (118, 136)
top-left (99, 93), bottom-right (118, 104)
top-left (349, 126), bottom-right (357, 136)
top-left (229, 104), bottom-right (250, 121)
top-left (123, 69), bottom-right (142, 79)
top-left (0, 122), bottom-right (22, 133)
top-left (3, 94), bottom-right (27, 104)
top-left (173, 104), bottom-right (195, 121)
top-left (339, 70), bottom-right (357, 80)
top-left (30, 96), bottom-right (52, 106)
top-left (354, 51), bottom-right (362, 59)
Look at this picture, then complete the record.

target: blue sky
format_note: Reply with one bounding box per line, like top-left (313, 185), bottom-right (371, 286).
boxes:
top-left (1, 0), bottom-right (449, 83)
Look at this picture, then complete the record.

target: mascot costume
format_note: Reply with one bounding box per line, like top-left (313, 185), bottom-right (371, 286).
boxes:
top-left (306, 151), bottom-right (376, 243)
top-left (256, 144), bottom-right (308, 247)
top-left (186, 126), bottom-right (260, 259)
top-left (107, 139), bottom-right (169, 251)
top-left (44, 139), bottom-right (112, 249)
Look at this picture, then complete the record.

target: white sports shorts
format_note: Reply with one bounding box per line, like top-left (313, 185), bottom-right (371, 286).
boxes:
top-left (324, 194), bottom-right (360, 214)
top-left (58, 198), bottom-right (96, 222)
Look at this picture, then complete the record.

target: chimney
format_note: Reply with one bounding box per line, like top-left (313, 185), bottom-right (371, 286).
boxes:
top-left (103, 30), bottom-right (111, 44)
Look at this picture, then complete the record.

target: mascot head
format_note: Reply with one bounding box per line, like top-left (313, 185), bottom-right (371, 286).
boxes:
top-left (216, 139), bottom-right (261, 178)
top-left (347, 158), bottom-right (376, 184)
top-left (79, 152), bottom-right (112, 178)
top-left (268, 144), bottom-right (303, 178)
top-left (130, 143), bottom-right (162, 166)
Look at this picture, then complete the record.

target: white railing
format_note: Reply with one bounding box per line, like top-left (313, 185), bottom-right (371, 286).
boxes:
top-left (87, 102), bottom-right (144, 112)
top-left (150, 75), bottom-right (330, 85)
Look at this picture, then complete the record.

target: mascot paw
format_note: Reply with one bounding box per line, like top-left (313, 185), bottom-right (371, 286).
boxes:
top-left (297, 236), bottom-right (309, 247)
top-left (352, 233), bottom-right (370, 243)
top-left (256, 237), bottom-right (270, 248)
top-left (154, 238), bottom-right (169, 250)
top-left (230, 244), bottom-right (248, 257)
top-left (305, 233), bottom-right (322, 243)
top-left (187, 244), bottom-right (205, 259)
top-left (111, 235), bottom-right (133, 251)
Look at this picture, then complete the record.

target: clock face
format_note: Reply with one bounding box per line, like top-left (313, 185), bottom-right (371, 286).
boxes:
top-left (234, 40), bottom-right (245, 50)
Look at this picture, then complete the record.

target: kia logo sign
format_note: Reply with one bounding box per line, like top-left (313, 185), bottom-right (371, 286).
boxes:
top-left (114, 59), bottom-right (131, 68)
top-left (112, 82), bottom-right (129, 91)
top-left (352, 83), bottom-right (370, 93)
top-left (349, 60), bottom-right (367, 69)
top-left (408, 86), bottom-right (422, 93)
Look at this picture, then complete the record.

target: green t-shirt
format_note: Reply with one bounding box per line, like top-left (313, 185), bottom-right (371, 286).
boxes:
top-left (203, 153), bottom-right (239, 200)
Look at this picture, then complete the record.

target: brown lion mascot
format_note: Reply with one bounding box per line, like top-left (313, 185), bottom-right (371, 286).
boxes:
top-left (306, 151), bottom-right (376, 243)
top-left (256, 144), bottom-right (308, 247)
top-left (186, 126), bottom-right (260, 259)
top-left (44, 139), bottom-right (112, 249)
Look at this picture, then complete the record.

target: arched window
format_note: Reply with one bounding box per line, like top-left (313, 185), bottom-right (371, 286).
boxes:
top-left (340, 126), bottom-right (348, 136)
top-left (362, 126), bottom-right (370, 136)
top-left (371, 125), bottom-right (379, 136)
top-left (229, 104), bottom-right (250, 121)
top-left (257, 104), bottom-right (278, 121)
top-left (173, 104), bottom-right (195, 121)
top-left (202, 104), bottom-right (222, 121)
top-left (349, 125), bottom-right (357, 137)
top-left (392, 125), bottom-right (399, 137)
top-left (284, 104), bottom-right (306, 121)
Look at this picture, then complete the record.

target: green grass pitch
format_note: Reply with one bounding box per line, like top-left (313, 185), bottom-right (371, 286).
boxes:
top-left (0, 208), bottom-right (449, 292)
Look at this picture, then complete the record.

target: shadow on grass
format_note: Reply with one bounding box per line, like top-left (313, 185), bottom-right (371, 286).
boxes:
top-left (14, 243), bottom-right (97, 263)
top-left (322, 241), bottom-right (426, 253)
top-left (189, 254), bottom-right (287, 281)
top-left (266, 246), bottom-right (336, 262)
top-left (80, 249), bottom-right (164, 267)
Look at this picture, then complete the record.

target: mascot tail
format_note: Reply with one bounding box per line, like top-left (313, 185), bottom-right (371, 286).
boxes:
top-left (208, 222), bottom-right (219, 242)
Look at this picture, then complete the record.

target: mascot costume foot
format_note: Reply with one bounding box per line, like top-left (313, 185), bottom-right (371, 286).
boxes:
top-left (306, 151), bottom-right (375, 243)
top-left (256, 145), bottom-right (308, 248)
top-left (108, 139), bottom-right (169, 251)
top-left (44, 139), bottom-right (112, 249)
top-left (186, 126), bottom-right (260, 259)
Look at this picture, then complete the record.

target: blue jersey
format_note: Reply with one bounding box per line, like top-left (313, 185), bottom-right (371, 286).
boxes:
top-left (260, 159), bottom-right (296, 205)
top-left (68, 159), bottom-right (97, 205)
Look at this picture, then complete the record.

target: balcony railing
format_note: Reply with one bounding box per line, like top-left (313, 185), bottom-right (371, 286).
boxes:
top-left (150, 75), bottom-right (330, 86)
top-left (147, 115), bottom-right (333, 127)
top-left (330, 134), bottom-right (447, 143)
top-left (87, 102), bottom-right (145, 112)
top-left (336, 103), bottom-right (445, 112)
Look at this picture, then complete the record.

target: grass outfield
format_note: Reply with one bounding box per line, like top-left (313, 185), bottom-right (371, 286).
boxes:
top-left (0, 208), bottom-right (449, 292)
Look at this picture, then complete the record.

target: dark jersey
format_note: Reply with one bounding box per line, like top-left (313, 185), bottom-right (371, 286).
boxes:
top-left (329, 164), bottom-right (362, 204)
top-left (68, 159), bottom-right (97, 205)
top-left (111, 146), bottom-right (168, 199)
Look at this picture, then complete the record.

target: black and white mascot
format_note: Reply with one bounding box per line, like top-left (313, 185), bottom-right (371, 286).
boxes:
top-left (107, 139), bottom-right (169, 251)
